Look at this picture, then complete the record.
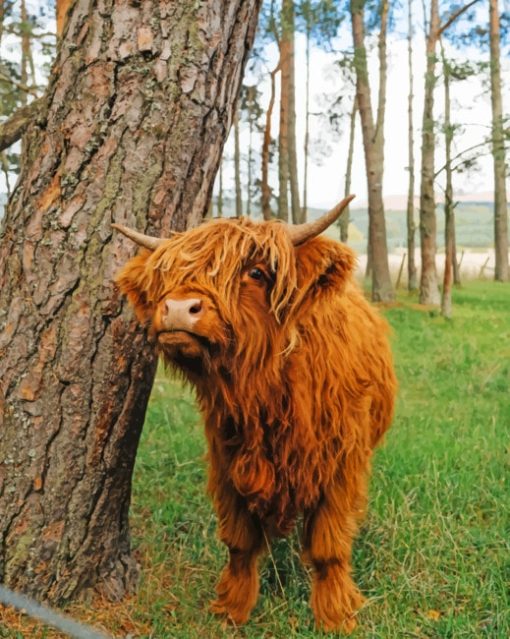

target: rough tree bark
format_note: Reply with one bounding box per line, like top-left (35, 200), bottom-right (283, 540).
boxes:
top-left (406, 0), bottom-right (417, 290)
top-left (0, 0), bottom-right (261, 604)
top-left (489, 0), bottom-right (509, 281)
top-left (351, 0), bottom-right (394, 302)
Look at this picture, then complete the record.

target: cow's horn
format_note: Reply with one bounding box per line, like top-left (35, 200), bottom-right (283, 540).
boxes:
top-left (112, 223), bottom-right (167, 251)
top-left (286, 195), bottom-right (356, 246)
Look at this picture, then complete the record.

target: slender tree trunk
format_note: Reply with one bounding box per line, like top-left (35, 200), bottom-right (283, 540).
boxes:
top-left (19, 1), bottom-right (35, 162)
top-left (20, 0), bottom-right (29, 108)
top-left (0, 0), bottom-right (261, 604)
top-left (453, 224), bottom-right (461, 284)
top-left (1, 151), bottom-right (10, 197)
top-left (284, 0), bottom-right (301, 224)
top-left (278, 2), bottom-right (290, 222)
top-left (247, 118), bottom-right (253, 216)
top-left (441, 41), bottom-right (454, 318)
top-left (0, 0), bottom-right (5, 47)
top-left (419, 0), bottom-right (440, 304)
top-left (407, 0), bottom-right (418, 290)
top-left (218, 160), bottom-right (223, 218)
top-left (351, 0), bottom-right (394, 302)
top-left (262, 63), bottom-right (279, 221)
top-left (341, 97), bottom-right (358, 243)
top-left (303, 24), bottom-right (311, 222)
top-left (489, 0), bottom-right (509, 281)
top-left (374, 0), bottom-right (388, 150)
top-left (234, 108), bottom-right (243, 217)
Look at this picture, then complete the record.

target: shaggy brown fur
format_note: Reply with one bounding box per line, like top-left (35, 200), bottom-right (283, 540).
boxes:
top-left (116, 217), bottom-right (396, 632)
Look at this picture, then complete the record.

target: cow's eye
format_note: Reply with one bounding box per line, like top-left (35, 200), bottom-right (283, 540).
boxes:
top-left (249, 267), bottom-right (264, 281)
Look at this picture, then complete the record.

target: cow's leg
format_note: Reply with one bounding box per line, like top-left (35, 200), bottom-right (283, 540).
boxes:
top-left (209, 485), bottom-right (265, 625)
top-left (302, 469), bottom-right (368, 633)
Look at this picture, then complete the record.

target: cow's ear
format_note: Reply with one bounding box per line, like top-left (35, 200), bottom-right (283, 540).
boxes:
top-left (115, 250), bottom-right (155, 324)
top-left (294, 236), bottom-right (356, 295)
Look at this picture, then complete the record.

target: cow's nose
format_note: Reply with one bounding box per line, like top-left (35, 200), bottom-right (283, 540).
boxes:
top-left (161, 298), bottom-right (204, 331)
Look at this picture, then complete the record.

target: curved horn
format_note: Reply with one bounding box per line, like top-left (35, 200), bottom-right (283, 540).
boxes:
top-left (112, 223), bottom-right (167, 251)
top-left (286, 195), bottom-right (356, 246)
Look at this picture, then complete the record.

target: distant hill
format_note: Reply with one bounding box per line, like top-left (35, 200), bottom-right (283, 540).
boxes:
top-left (213, 197), bottom-right (504, 252)
top-left (346, 201), bottom-right (503, 253)
top-left (1, 193), bottom-right (504, 252)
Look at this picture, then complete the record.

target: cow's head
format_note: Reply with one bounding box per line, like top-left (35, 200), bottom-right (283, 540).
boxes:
top-left (114, 197), bottom-right (355, 379)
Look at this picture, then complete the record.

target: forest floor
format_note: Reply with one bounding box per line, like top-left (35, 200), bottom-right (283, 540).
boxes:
top-left (1, 281), bottom-right (509, 638)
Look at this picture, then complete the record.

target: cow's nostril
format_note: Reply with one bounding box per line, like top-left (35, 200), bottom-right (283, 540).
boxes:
top-left (189, 302), bottom-right (202, 315)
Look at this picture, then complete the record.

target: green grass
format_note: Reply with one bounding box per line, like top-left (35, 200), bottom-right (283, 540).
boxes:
top-left (129, 281), bottom-right (510, 638)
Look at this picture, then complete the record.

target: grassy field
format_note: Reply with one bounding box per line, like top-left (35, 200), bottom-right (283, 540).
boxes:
top-left (2, 282), bottom-right (509, 638)
top-left (123, 281), bottom-right (509, 638)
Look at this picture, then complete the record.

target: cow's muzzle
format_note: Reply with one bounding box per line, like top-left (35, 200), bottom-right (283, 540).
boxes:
top-left (159, 297), bottom-right (204, 334)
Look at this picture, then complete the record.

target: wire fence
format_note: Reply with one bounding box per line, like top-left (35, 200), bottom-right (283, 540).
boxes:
top-left (0, 585), bottom-right (114, 639)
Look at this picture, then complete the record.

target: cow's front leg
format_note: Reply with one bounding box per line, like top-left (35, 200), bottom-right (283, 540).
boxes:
top-left (302, 470), bottom-right (368, 633)
top-left (209, 484), bottom-right (265, 625)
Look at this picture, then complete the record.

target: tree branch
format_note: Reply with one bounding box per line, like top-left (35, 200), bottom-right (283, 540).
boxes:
top-left (433, 139), bottom-right (490, 177)
top-left (438, 0), bottom-right (481, 36)
top-left (0, 98), bottom-right (45, 152)
top-left (0, 71), bottom-right (41, 96)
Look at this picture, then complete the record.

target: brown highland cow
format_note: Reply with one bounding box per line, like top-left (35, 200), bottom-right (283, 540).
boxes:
top-left (113, 196), bottom-right (396, 633)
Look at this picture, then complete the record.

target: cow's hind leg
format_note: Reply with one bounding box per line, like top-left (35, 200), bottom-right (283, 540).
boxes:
top-left (210, 488), bottom-right (265, 625)
top-left (302, 470), bottom-right (368, 633)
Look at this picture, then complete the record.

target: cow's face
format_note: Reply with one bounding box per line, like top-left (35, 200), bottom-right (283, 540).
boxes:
top-left (114, 198), bottom-right (355, 376)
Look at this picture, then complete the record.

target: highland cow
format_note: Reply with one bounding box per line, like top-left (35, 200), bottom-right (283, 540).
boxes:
top-left (113, 196), bottom-right (396, 633)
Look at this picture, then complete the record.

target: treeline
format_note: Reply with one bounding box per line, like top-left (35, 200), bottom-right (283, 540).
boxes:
top-left (216, 0), bottom-right (510, 313)
top-left (0, 0), bottom-right (509, 317)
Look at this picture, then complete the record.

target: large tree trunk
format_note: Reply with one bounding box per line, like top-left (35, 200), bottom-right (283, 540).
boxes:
top-left (489, 0), bottom-right (509, 281)
top-left (419, 0), bottom-right (440, 304)
top-left (351, 0), bottom-right (394, 302)
top-left (407, 0), bottom-right (417, 291)
top-left (0, 0), bottom-right (260, 604)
